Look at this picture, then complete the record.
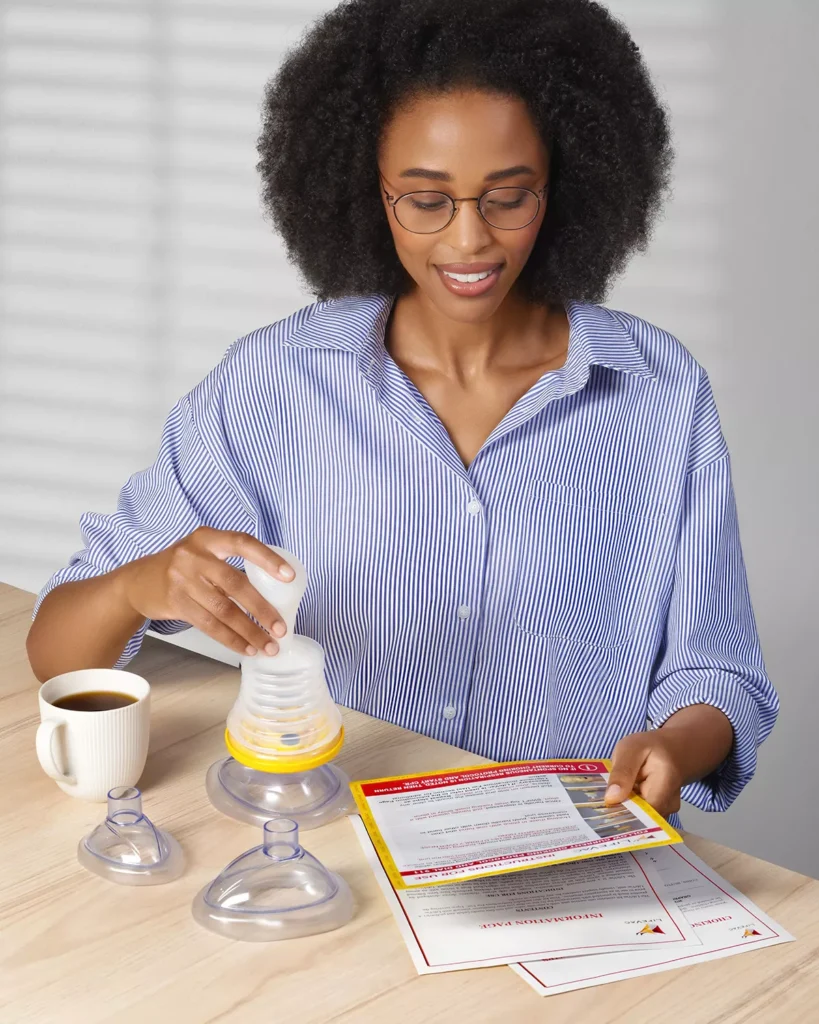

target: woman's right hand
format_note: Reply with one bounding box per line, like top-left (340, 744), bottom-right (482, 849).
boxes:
top-left (115, 526), bottom-right (295, 657)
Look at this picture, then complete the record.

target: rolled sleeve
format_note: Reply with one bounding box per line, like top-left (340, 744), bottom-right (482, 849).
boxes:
top-left (32, 356), bottom-right (261, 668)
top-left (648, 668), bottom-right (766, 812)
top-left (32, 559), bottom-right (155, 670)
top-left (649, 452), bottom-right (779, 812)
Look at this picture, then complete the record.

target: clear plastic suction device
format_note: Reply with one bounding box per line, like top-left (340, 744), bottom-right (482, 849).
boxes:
top-left (206, 545), bottom-right (354, 829)
top-left (192, 818), bottom-right (354, 941)
top-left (206, 758), bottom-right (354, 829)
top-left (224, 635), bottom-right (345, 772)
top-left (77, 786), bottom-right (184, 885)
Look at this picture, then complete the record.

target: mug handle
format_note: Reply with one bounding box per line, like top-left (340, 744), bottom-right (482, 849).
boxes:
top-left (36, 719), bottom-right (76, 784)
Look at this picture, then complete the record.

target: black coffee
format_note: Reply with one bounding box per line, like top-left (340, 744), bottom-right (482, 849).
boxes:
top-left (52, 690), bottom-right (137, 712)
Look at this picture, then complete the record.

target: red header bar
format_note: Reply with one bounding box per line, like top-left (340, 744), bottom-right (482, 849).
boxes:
top-left (358, 761), bottom-right (608, 797)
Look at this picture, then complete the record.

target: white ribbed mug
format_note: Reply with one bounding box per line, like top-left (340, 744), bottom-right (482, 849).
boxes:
top-left (36, 669), bottom-right (150, 802)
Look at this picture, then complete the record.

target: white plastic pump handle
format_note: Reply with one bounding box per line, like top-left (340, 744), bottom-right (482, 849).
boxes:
top-left (243, 545), bottom-right (308, 642)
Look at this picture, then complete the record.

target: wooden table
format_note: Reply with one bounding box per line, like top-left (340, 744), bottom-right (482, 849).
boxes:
top-left (1, 582), bottom-right (817, 1023)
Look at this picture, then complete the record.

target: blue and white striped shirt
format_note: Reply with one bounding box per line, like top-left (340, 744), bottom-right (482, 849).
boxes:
top-left (34, 293), bottom-right (778, 820)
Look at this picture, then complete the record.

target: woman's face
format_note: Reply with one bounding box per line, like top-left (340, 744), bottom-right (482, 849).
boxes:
top-left (377, 88), bottom-right (550, 322)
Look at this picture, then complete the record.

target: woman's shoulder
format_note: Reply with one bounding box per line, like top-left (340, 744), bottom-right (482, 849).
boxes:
top-left (181, 298), bottom-right (323, 420)
top-left (187, 293), bottom-right (386, 420)
top-left (226, 296), bottom-right (328, 366)
top-left (595, 302), bottom-right (707, 389)
top-left (225, 292), bottom-right (388, 367)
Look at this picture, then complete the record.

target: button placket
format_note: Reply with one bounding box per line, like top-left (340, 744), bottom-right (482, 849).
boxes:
top-left (438, 484), bottom-right (485, 741)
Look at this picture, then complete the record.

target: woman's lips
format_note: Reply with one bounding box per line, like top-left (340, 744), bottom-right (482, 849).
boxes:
top-left (435, 264), bottom-right (504, 297)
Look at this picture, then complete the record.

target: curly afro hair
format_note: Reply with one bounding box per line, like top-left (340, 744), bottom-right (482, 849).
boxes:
top-left (257, 0), bottom-right (673, 305)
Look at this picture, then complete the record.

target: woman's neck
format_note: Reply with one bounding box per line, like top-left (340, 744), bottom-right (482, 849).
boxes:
top-left (384, 287), bottom-right (568, 383)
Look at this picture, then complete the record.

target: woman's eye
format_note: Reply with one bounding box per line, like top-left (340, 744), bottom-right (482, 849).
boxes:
top-left (486, 197), bottom-right (524, 210)
top-left (410, 198), bottom-right (447, 211)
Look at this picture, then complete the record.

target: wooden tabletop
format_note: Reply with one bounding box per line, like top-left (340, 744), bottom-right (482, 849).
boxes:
top-left (1, 582), bottom-right (817, 1023)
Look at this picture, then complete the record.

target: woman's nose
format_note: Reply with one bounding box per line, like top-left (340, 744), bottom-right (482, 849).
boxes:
top-left (446, 199), bottom-right (495, 248)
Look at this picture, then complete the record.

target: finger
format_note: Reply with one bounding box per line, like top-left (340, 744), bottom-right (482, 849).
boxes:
top-left (203, 529), bottom-right (295, 581)
top-left (209, 561), bottom-right (288, 639)
top-left (173, 591), bottom-right (272, 657)
top-left (188, 580), bottom-right (279, 656)
top-left (605, 735), bottom-right (648, 805)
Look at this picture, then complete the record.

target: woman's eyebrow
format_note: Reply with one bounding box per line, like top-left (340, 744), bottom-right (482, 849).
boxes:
top-left (397, 164), bottom-right (537, 183)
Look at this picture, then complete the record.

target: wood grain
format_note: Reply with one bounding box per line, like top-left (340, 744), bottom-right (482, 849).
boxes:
top-left (1, 582), bottom-right (816, 1023)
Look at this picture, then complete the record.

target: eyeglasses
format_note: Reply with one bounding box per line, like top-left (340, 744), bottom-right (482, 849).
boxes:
top-left (379, 171), bottom-right (548, 234)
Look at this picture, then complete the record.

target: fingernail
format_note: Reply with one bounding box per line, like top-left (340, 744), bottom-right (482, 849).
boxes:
top-left (245, 645), bottom-right (257, 656)
top-left (278, 565), bottom-right (295, 580)
top-left (272, 621), bottom-right (286, 638)
top-left (605, 785), bottom-right (623, 802)
top-left (264, 641), bottom-right (278, 656)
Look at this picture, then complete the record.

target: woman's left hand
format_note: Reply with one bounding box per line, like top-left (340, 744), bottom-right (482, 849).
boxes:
top-left (603, 705), bottom-right (735, 820)
top-left (604, 730), bottom-right (686, 819)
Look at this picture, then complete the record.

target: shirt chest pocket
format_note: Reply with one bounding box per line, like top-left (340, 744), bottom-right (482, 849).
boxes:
top-left (512, 479), bottom-right (665, 649)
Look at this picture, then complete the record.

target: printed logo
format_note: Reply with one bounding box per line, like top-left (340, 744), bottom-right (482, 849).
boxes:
top-left (577, 763), bottom-right (599, 773)
top-left (637, 924), bottom-right (665, 935)
top-left (742, 928), bottom-right (762, 937)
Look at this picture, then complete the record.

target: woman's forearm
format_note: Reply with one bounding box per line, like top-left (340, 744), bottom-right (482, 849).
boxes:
top-left (26, 566), bottom-right (147, 683)
top-left (659, 704), bottom-right (735, 785)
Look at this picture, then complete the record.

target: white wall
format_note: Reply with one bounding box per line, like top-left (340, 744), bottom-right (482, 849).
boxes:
top-left (606, 0), bottom-right (819, 877)
top-left (2, 1), bottom-right (817, 875)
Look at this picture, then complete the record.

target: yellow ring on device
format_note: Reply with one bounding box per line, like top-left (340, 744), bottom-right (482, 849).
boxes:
top-left (225, 725), bottom-right (345, 774)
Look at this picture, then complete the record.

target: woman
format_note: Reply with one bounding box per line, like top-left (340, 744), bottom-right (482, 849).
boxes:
top-left (27, 0), bottom-right (778, 828)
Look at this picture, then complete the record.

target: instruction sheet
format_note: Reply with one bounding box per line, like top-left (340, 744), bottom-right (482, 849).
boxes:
top-left (350, 816), bottom-right (699, 973)
top-left (511, 844), bottom-right (794, 995)
top-left (350, 760), bottom-right (681, 888)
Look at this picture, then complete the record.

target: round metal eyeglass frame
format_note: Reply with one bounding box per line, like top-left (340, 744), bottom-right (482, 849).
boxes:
top-left (379, 171), bottom-right (549, 233)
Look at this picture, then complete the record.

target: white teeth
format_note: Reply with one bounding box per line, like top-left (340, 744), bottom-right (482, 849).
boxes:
top-left (442, 269), bottom-right (495, 283)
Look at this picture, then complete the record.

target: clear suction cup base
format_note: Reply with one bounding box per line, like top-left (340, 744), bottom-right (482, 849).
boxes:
top-left (206, 757), bottom-right (355, 830)
top-left (77, 786), bottom-right (185, 886)
top-left (192, 818), bottom-right (355, 942)
top-left (192, 868), bottom-right (354, 942)
top-left (78, 832), bottom-right (185, 886)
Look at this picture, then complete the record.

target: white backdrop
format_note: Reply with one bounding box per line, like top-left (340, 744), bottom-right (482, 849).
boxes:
top-left (2, 1), bottom-right (817, 876)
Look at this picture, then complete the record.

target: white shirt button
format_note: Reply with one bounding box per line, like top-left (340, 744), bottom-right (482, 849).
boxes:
top-left (442, 704), bottom-right (457, 719)
top-left (457, 604), bottom-right (470, 620)
top-left (467, 499), bottom-right (482, 516)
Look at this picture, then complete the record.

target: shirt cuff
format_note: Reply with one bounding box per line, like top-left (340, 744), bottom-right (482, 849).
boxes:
top-left (647, 671), bottom-right (763, 812)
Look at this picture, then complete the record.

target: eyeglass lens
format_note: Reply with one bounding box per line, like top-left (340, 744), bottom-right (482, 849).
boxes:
top-left (393, 187), bottom-right (540, 232)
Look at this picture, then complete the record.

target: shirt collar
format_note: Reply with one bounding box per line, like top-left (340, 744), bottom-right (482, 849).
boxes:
top-left (283, 292), bottom-right (654, 383)
top-left (560, 300), bottom-right (655, 385)
top-left (284, 293), bottom-right (394, 354)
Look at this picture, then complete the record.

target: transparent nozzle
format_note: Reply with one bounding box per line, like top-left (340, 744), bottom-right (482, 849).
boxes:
top-left (108, 786), bottom-right (143, 819)
top-left (77, 786), bottom-right (184, 885)
top-left (262, 817), bottom-right (301, 858)
top-left (192, 817), bottom-right (354, 941)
